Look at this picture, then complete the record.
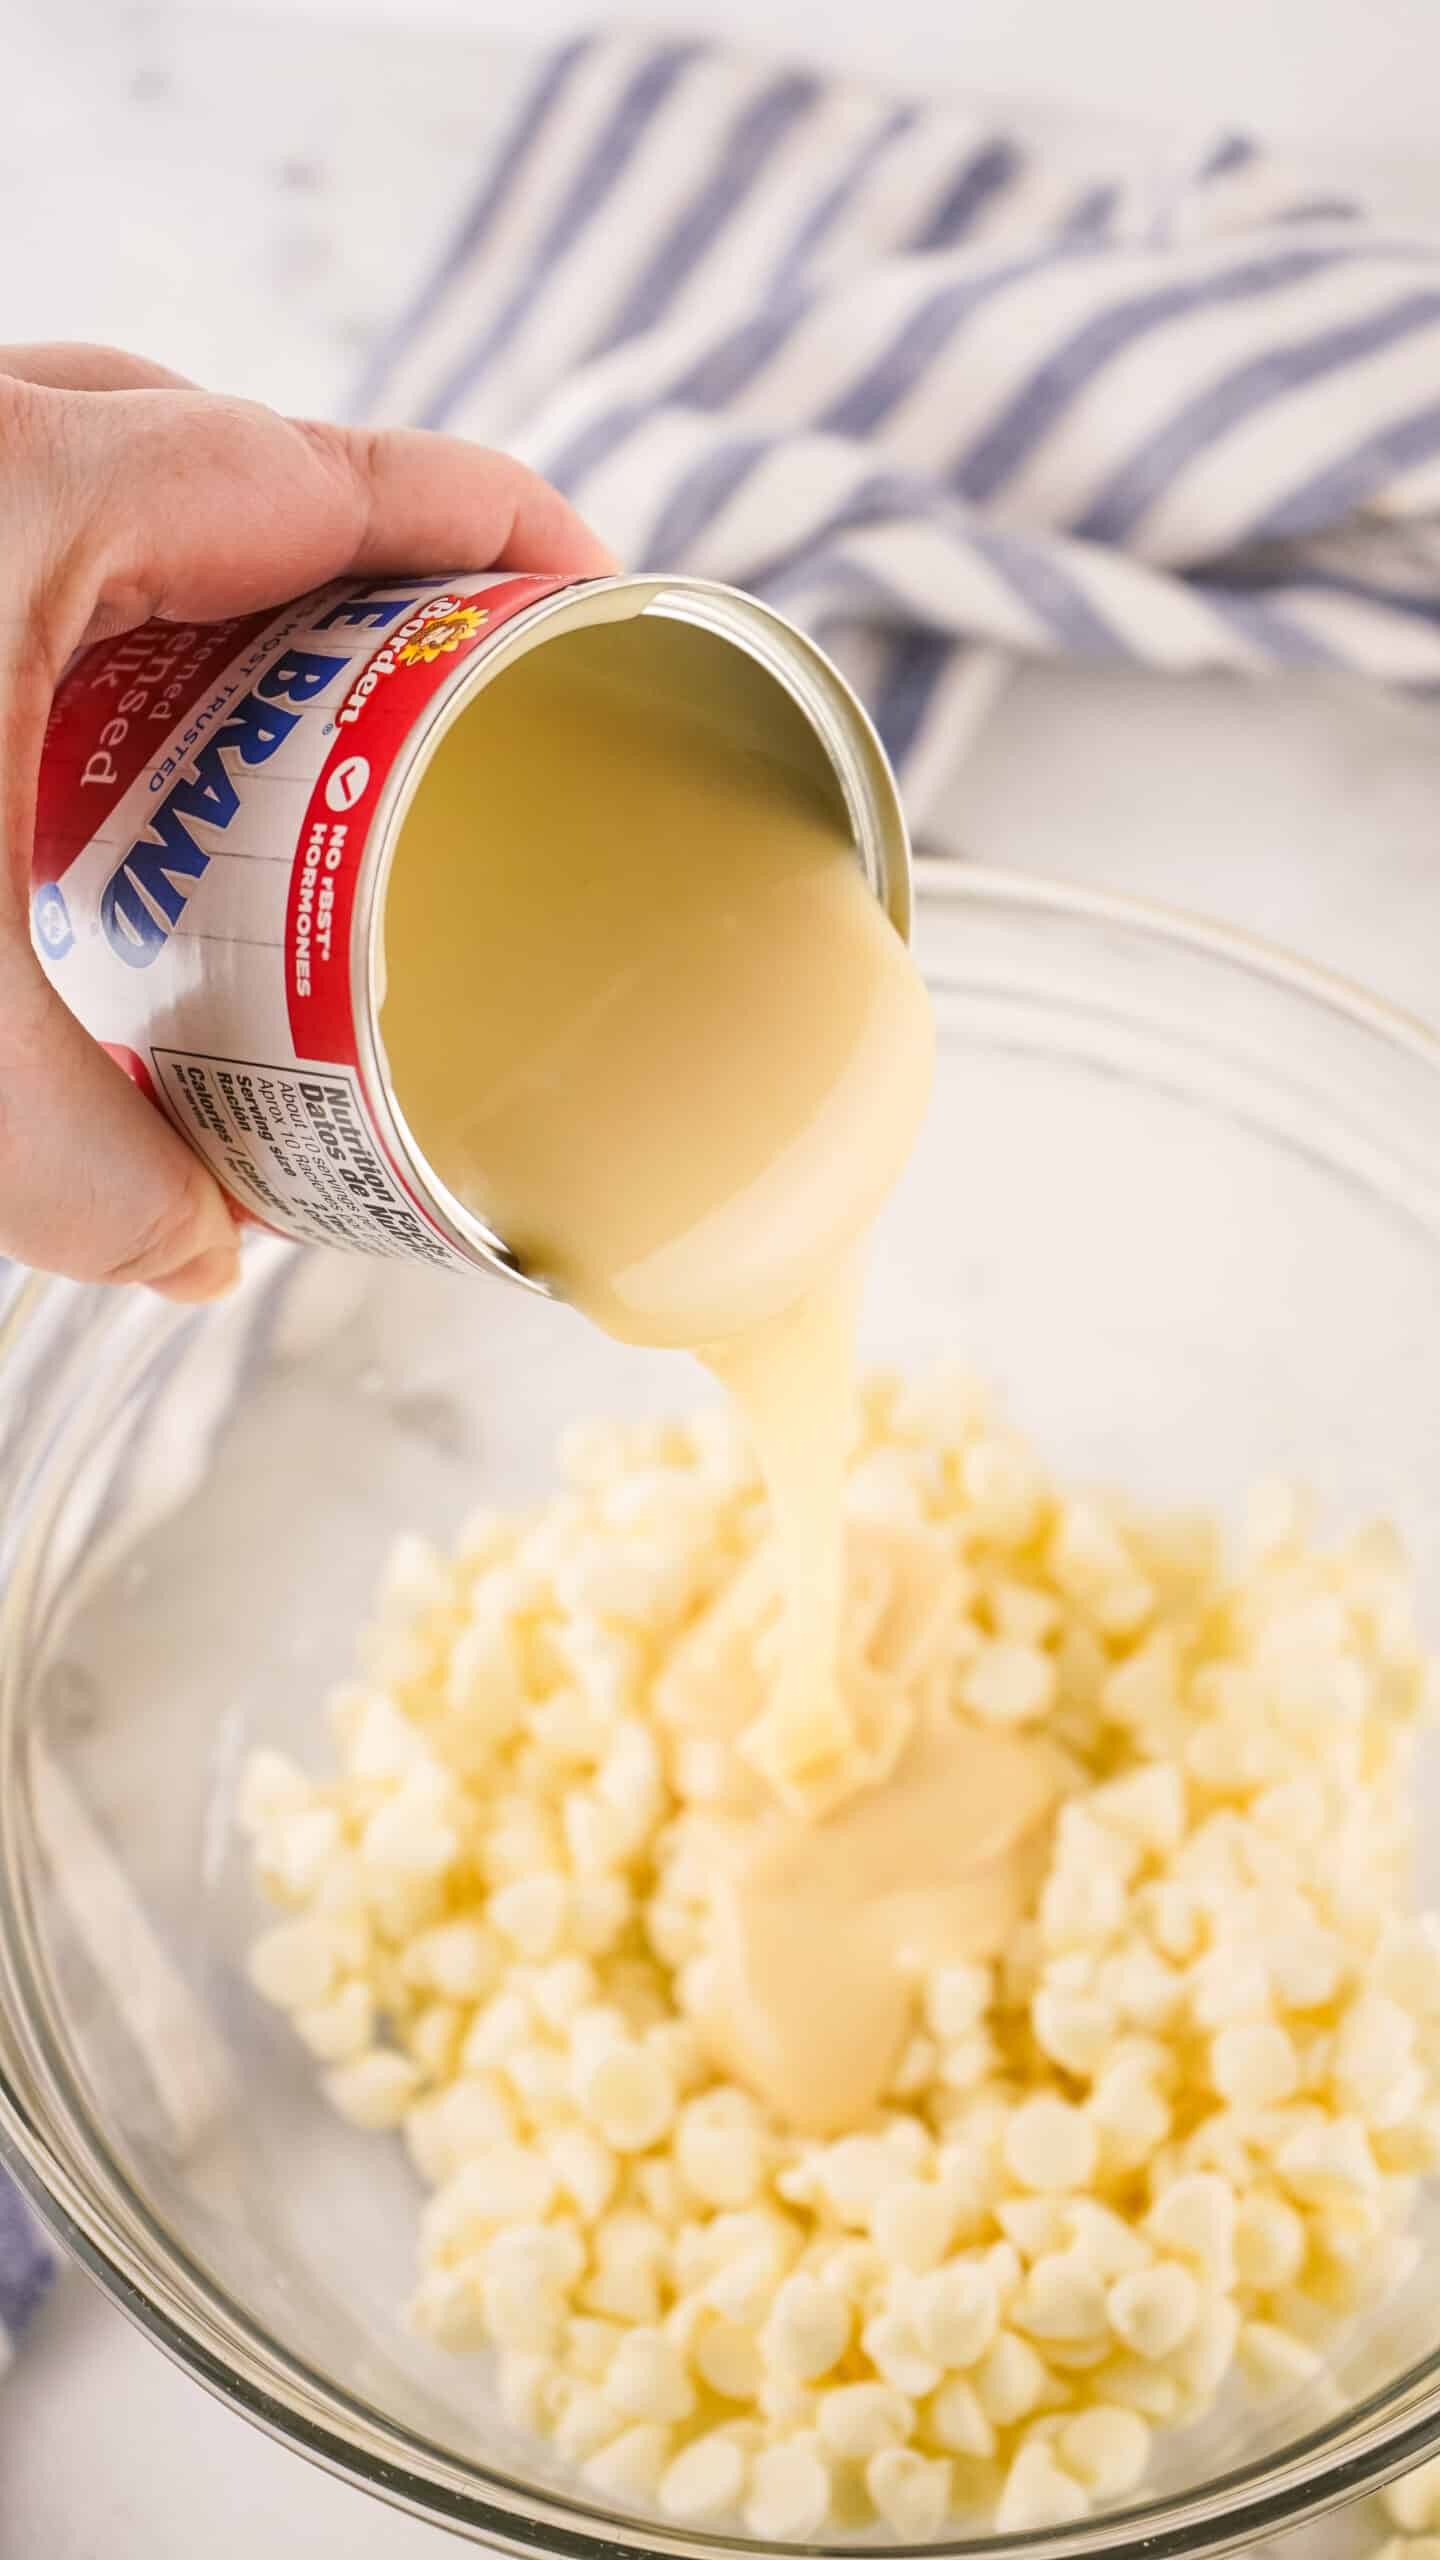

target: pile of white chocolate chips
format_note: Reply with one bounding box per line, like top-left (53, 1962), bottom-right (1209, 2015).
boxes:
top-left (242, 1370), bottom-right (1440, 2540)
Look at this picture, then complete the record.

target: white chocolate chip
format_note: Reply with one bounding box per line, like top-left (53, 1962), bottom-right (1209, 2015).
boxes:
top-left (693, 2315), bottom-right (764, 2402)
top-left (604, 2328), bottom-right (695, 2425)
top-left (1233, 2193), bottom-right (1306, 2291)
top-left (1004, 2096), bottom-right (1099, 2193)
top-left (1032, 1984), bottom-right (1115, 2075)
top-left (927, 2374), bottom-right (996, 2456)
top-left (248, 1920), bottom-right (338, 2011)
top-left (294, 1980), bottom-right (374, 2064)
top-left (1236, 2320), bottom-right (1323, 2401)
top-left (817, 2381), bottom-right (912, 2460)
top-left (575, 2045), bottom-right (674, 2152)
top-left (997, 2440), bottom-right (1090, 2529)
top-left (974, 2331), bottom-right (1053, 2426)
top-left (1106, 2264), bottom-right (1200, 2360)
top-left (675, 2109), bottom-right (768, 2208)
top-left (744, 2442), bottom-right (832, 2539)
top-left (914, 2259), bottom-right (999, 2369)
top-left (1056, 2404), bottom-right (1150, 2499)
top-left (582, 2424), bottom-right (671, 2504)
top-left (959, 1639), bottom-right (1057, 1727)
top-left (237, 1749), bottom-right (314, 1836)
top-left (323, 2050), bottom-right (422, 2130)
top-left (1017, 2254), bottom-right (1109, 2343)
top-left (924, 1961), bottom-right (991, 2041)
top-left (1211, 2022), bottom-right (1299, 2107)
top-left (870, 2180), bottom-right (957, 2273)
top-left (1277, 2119), bottom-right (1379, 2205)
top-left (658, 2433), bottom-right (747, 2522)
top-left (1146, 2175), bottom-right (1236, 2287)
top-left (867, 2445), bottom-right (952, 2534)
top-left (764, 2274), bottom-right (851, 2380)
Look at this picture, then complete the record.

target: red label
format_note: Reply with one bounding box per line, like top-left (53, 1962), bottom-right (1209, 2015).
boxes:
top-left (34, 611), bottom-right (278, 884)
top-left (284, 577), bottom-right (565, 1063)
top-left (99, 1040), bottom-right (158, 1103)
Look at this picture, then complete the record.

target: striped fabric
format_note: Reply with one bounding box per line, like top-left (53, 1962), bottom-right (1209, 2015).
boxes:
top-left (0, 2178), bottom-right (53, 2365)
top-left (358, 31), bottom-right (1440, 821)
top-left (0, 1241), bottom-right (311, 2365)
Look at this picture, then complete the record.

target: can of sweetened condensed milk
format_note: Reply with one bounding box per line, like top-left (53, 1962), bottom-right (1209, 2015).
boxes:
top-left (32, 573), bottom-right (911, 1285)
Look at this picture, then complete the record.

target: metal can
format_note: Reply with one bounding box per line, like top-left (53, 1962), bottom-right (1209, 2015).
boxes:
top-left (32, 573), bottom-right (911, 1285)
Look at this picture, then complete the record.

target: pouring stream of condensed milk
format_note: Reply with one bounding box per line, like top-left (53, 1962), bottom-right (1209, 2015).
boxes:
top-left (379, 606), bottom-right (1069, 2133)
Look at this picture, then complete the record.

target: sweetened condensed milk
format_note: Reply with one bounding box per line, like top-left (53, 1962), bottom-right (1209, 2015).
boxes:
top-left (379, 608), bottom-right (1067, 2133)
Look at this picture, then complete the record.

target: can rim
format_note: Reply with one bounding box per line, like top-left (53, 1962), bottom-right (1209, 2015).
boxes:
top-left (347, 574), bottom-right (913, 1294)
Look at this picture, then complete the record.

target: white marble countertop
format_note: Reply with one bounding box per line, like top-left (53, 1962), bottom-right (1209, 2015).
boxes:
top-left (3, 1), bottom-right (1440, 2551)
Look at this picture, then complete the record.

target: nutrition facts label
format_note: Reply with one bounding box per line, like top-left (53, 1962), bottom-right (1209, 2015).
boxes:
top-left (153, 1048), bottom-right (466, 1266)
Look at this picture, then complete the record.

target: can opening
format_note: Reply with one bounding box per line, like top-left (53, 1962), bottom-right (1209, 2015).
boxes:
top-left (369, 602), bottom-right (913, 1320)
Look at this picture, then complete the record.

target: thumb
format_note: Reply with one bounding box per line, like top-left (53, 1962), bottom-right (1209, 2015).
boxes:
top-left (0, 625), bottom-right (240, 1302)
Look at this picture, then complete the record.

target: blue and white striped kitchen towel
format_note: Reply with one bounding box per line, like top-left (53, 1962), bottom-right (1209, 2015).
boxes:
top-left (359, 31), bottom-right (1440, 823)
top-left (0, 1243), bottom-right (315, 2366)
top-left (0, 2179), bottom-right (52, 2369)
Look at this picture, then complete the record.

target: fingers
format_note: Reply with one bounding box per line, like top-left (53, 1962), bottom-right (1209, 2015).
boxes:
top-left (0, 949), bottom-right (240, 1299)
top-left (316, 422), bottom-right (623, 581)
top-left (45, 391), bottom-right (618, 640)
top-left (0, 574), bottom-right (238, 1297)
top-left (0, 342), bottom-right (197, 394)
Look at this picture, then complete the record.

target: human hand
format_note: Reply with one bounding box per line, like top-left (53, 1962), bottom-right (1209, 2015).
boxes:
top-left (0, 343), bottom-right (614, 1301)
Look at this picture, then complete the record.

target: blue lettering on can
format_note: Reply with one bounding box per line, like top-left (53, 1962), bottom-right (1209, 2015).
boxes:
top-left (99, 647), bottom-right (349, 966)
top-left (314, 593), bottom-right (420, 631)
top-left (256, 649), bottom-right (353, 706)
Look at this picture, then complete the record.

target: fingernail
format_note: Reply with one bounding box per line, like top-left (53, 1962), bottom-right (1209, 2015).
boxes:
top-left (149, 1243), bottom-right (243, 1305)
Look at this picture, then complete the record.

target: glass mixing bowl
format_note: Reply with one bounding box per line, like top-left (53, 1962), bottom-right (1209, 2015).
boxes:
top-left (3, 866), bottom-right (1440, 2558)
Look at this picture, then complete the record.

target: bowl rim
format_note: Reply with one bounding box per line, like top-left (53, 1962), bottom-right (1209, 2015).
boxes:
top-left (4, 860), bottom-right (1440, 2556)
top-left (911, 857), bottom-right (1440, 1069)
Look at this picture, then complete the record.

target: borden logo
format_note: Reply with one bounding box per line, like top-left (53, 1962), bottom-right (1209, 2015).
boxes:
top-left (100, 649), bottom-right (349, 968)
top-left (393, 603), bottom-right (489, 665)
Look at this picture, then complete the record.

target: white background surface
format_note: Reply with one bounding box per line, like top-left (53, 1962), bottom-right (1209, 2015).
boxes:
top-left (3, 1), bottom-right (1440, 2552)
